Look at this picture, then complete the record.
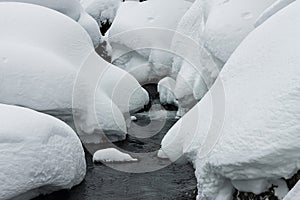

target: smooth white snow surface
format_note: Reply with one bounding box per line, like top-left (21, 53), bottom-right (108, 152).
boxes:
top-left (169, 0), bottom-right (276, 116)
top-left (81, 0), bottom-right (121, 27)
top-left (0, 2), bottom-right (149, 143)
top-left (108, 0), bottom-right (192, 83)
top-left (93, 148), bottom-right (138, 163)
top-left (160, 1), bottom-right (300, 199)
top-left (0, 104), bottom-right (86, 200)
top-left (284, 181), bottom-right (300, 200)
top-left (0, 0), bottom-right (102, 47)
top-left (255, 0), bottom-right (296, 27)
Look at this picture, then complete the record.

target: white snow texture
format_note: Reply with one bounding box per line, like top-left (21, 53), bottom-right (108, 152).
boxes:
top-left (160, 1), bottom-right (300, 199)
top-left (0, 104), bottom-right (86, 200)
top-left (0, 2), bottom-right (149, 143)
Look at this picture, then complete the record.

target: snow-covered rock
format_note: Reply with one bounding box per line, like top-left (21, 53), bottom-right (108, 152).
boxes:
top-left (170, 0), bottom-right (276, 116)
top-left (93, 148), bottom-right (138, 163)
top-left (158, 77), bottom-right (178, 107)
top-left (130, 115), bottom-right (137, 121)
top-left (0, 0), bottom-right (102, 47)
top-left (0, 104), bottom-right (86, 200)
top-left (284, 181), bottom-right (300, 200)
top-left (0, 2), bottom-right (149, 143)
top-left (108, 0), bottom-right (192, 83)
top-left (81, 0), bottom-right (121, 27)
top-left (160, 1), bottom-right (300, 199)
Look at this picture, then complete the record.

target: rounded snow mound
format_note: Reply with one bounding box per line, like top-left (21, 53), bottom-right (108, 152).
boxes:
top-left (0, 0), bottom-right (102, 47)
top-left (0, 2), bottom-right (149, 143)
top-left (93, 148), bottom-right (138, 163)
top-left (0, 104), bottom-right (86, 200)
top-left (108, 0), bottom-right (192, 83)
top-left (161, 1), bottom-right (300, 199)
top-left (170, 0), bottom-right (276, 116)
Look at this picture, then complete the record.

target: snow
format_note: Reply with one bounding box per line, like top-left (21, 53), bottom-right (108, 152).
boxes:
top-left (0, 2), bottom-right (149, 143)
top-left (158, 77), bottom-right (178, 107)
top-left (160, 1), bottom-right (300, 199)
top-left (202, 0), bottom-right (277, 62)
top-left (255, 0), bottom-right (296, 27)
top-left (130, 116), bottom-right (137, 121)
top-left (232, 179), bottom-right (271, 195)
top-left (80, 0), bottom-right (121, 27)
top-left (169, 0), bottom-right (276, 116)
top-left (273, 179), bottom-right (289, 200)
top-left (108, 0), bottom-right (192, 83)
top-left (284, 181), bottom-right (300, 200)
top-left (0, 104), bottom-right (86, 200)
top-left (93, 148), bottom-right (138, 163)
top-left (0, 0), bottom-right (102, 47)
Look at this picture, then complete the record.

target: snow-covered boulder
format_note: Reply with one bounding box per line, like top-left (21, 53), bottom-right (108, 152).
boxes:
top-left (169, 0), bottom-right (277, 116)
top-left (80, 0), bottom-right (121, 28)
top-left (0, 0), bottom-right (102, 47)
top-left (157, 77), bottom-right (178, 107)
top-left (0, 104), bottom-right (86, 200)
top-left (93, 148), bottom-right (138, 163)
top-left (160, 1), bottom-right (300, 199)
top-left (108, 0), bottom-right (192, 83)
top-left (0, 2), bottom-right (149, 143)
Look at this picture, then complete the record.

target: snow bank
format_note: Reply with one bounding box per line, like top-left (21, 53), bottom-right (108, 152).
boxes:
top-left (93, 148), bottom-right (138, 163)
top-left (160, 1), bottom-right (300, 199)
top-left (108, 0), bottom-right (192, 83)
top-left (0, 2), bottom-right (149, 143)
top-left (0, 104), bottom-right (86, 200)
top-left (170, 0), bottom-right (276, 116)
top-left (80, 0), bottom-right (121, 27)
top-left (0, 0), bottom-right (102, 47)
top-left (284, 181), bottom-right (300, 200)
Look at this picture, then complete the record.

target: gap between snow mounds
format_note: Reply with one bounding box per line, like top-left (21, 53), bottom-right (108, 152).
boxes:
top-left (83, 90), bottom-right (181, 173)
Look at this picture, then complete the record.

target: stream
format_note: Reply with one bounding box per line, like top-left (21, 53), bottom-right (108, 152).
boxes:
top-left (33, 85), bottom-right (197, 200)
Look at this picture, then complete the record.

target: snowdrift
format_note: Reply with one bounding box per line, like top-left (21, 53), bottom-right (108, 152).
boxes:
top-left (160, 1), bottom-right (300, 199)
top-left (0, 104), bottom-right (86, 200)
top-left (0, 2), bottom-right (149, 143)
top-left (108, 0), bottom-right (192, 83)
top-left (0, 0), bottom-right (102, 47)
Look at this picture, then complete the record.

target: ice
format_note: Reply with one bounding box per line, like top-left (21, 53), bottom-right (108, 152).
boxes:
top-left (160, 1), bottom-right (300, 199)
top-left (93, 148), bottom-right (138, 163)
top-left (0, 0), bottom-right (102, 47)
top-left (0, 104), bottom-right (86, 200)
top-left (0, 2), bottom-right (149, 143)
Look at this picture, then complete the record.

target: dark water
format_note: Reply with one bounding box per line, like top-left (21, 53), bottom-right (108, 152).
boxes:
top-left (33, 91), bottom-right (197, 200)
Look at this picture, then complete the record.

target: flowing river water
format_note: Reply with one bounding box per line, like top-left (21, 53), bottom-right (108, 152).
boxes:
top-left (33, 85), bottom-right (197, 200)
